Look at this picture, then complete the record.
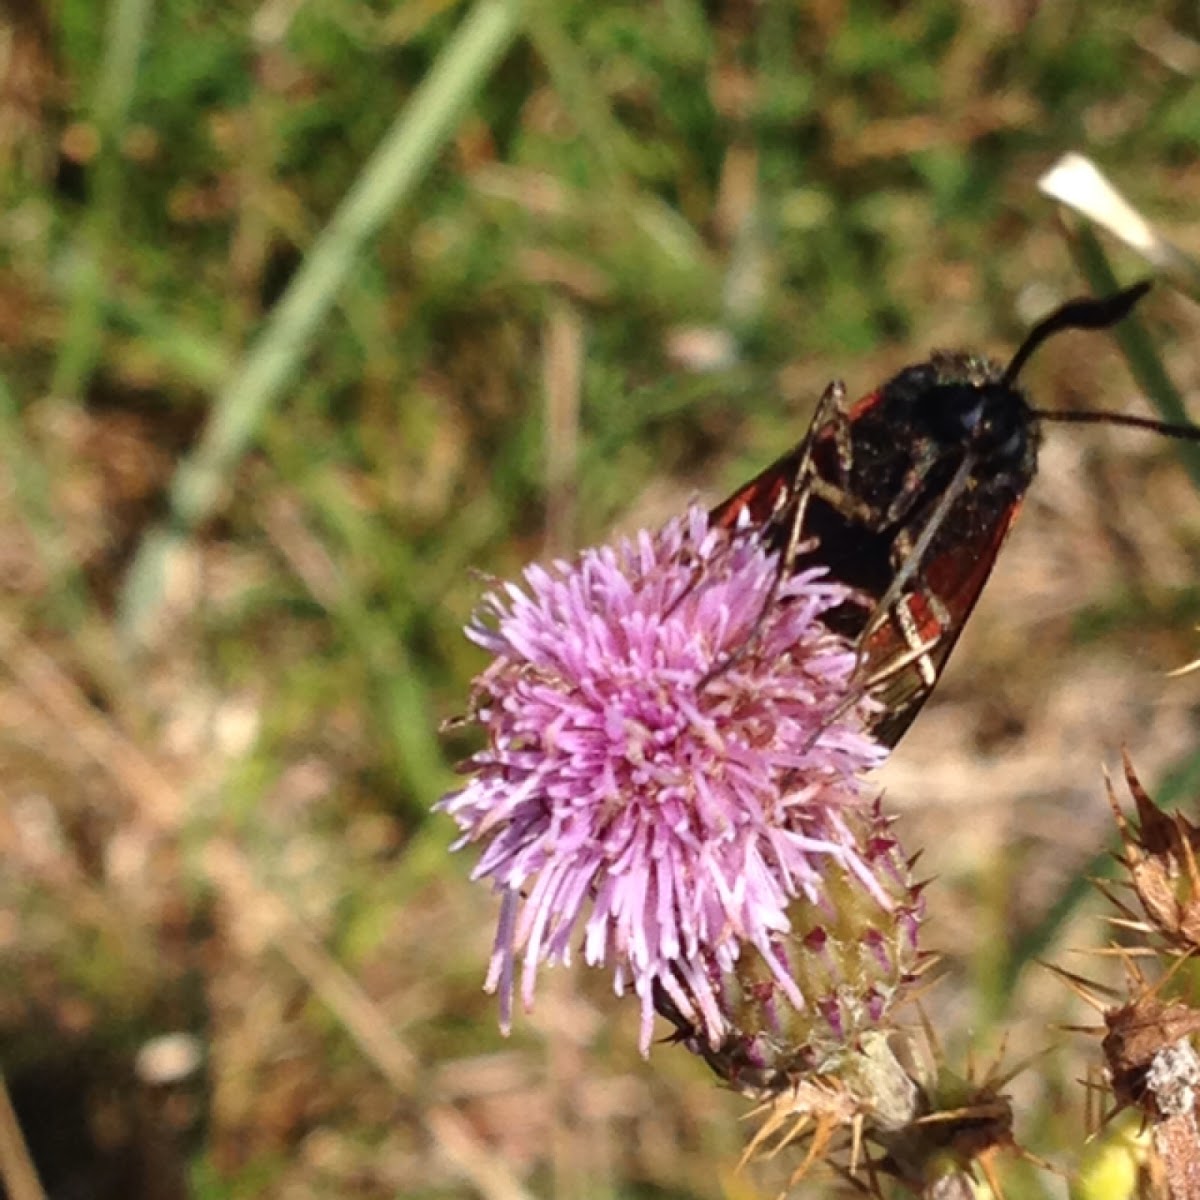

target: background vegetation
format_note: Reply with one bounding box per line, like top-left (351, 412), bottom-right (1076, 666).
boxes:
top-left (2, 1), bottom-right (1200, 1196)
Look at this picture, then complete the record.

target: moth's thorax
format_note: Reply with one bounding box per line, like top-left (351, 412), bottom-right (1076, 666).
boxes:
top-left (928, 350), bottom-right (1002, 387)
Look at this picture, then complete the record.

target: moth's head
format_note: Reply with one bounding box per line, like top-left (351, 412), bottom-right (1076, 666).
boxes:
top-left (882, 352), bottom-right (1033, 467)
top-left (883, 281), bottom-right (1155, 465)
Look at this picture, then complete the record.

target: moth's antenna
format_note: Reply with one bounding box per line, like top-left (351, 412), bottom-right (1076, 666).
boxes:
top-left (1035, 409), bottom-right (1200, 441)
top-left (1001, 280), bottom-right (1151, 387)
top-left (1008, 280), bottom-right (1200, 440)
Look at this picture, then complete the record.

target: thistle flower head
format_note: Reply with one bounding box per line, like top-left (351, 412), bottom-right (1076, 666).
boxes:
top-left (439, 504), bottom-right (889, 1052)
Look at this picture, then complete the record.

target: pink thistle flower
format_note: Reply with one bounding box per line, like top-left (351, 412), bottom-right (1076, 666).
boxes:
top-left (439, 504), bottom-right (888, 1053)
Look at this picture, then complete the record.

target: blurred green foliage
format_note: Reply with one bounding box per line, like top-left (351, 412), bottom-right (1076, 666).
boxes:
top-left (2, 1), bottom-right (1200, 1197)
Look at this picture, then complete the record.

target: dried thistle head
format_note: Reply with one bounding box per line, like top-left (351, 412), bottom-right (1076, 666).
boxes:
top-left (1049, 949), bottom-right (1200, 1199)
top-left (1103, 994), bottom-right (1200, 1121)
top-left (1079, 756), bottom-right (1200, 1199)
top-left (1108, 752), bottom-right (1200, 953)
top-left (1097, 988), bottom-right (1200, 1200)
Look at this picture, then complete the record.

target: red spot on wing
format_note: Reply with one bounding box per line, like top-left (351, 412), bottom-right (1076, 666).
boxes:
top-left (846, 386), bottom-right (885, 420)
top-left (709, 446), bottom-right (804, 532)
top-left (859, 498), bottom-right (1024, 742)
top-left (922, 498), bottom-right (1024, 641)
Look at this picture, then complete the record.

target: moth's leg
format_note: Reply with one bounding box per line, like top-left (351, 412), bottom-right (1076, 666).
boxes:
top-left (700, 380), bottom-right (847, 687)
top-left (880, 439), bottom-right (943, 526)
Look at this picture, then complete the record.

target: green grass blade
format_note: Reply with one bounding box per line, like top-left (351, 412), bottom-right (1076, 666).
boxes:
top-left (51, 0), bottom-right (156, 400)
top-left (1070, 226), bottom-right (1200, 491)
top-left (118, 0), bottom-right (524, 643)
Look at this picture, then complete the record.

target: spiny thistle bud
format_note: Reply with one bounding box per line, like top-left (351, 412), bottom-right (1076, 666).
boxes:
top-left (740, 1030), bottom-right (1018, 1197)
top-left (871, 1052), bottom-right (1017, 1198)
top-left (439, 504), bottom-right (892, 1054)
top-left (655, 802), bottom-right (924, 1098)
